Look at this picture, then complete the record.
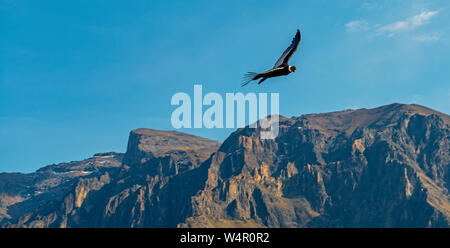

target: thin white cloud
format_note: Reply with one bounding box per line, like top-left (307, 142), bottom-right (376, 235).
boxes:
top-left (377, 10), bottom-right (440, 35)
top-left (360, 2), bottom-right (378, 11)
top-left (345, 20), bottom-right (369, 32)
top-left (412, 33), bottom-right (440, 41)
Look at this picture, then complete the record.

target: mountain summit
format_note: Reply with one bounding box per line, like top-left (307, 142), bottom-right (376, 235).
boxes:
top-left (1, 103), bottom-right (449, 227)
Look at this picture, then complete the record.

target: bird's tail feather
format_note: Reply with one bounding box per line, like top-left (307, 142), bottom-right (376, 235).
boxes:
top-left (258, 77), bottom-right (268, 84)
top-left (241, 72), bottom-right (259, 87)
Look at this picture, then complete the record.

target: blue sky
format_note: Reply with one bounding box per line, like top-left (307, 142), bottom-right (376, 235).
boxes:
top-left (1, 0), bottom-right (449, 172)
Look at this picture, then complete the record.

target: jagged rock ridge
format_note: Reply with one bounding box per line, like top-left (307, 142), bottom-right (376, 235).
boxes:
top-left (1, 103), bottom-right (448, 227)
top-left (183, 103), bottom-right (449, 227)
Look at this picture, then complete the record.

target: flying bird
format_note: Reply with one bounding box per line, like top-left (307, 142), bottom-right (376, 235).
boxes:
top-left (242, 29), bottom-right (301, 87)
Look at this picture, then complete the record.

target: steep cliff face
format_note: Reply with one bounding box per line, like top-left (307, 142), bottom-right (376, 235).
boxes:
top-left (123, 128), bottom-right (221, 175)
top-left (1, 104), bottom-right (448, 228)
top-left (182, 104), bottom-right (449, 227)
top-left (0, 152), bottom-right (123, 227)
top-left (0, 129), bottom-right (221, 227)
top-left (66, 129), bottom-right (221, 227)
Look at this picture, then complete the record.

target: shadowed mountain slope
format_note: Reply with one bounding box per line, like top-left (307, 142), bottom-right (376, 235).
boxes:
top-left (1, 103), bottom-right (448, 227)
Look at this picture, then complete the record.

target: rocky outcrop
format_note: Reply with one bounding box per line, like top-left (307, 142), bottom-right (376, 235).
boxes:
top-left (1, 104), bottom-right (448, 227)
top-left (0, 152), bottom-right (124, 227)
top-left (1, 129), bottom-right (221, 228)
top-left (65, 129), bottom-right (221, 227)
top-left (182, 104), bottom-right (449, 227)
top-left (123, 128), bottom-right (221, 175)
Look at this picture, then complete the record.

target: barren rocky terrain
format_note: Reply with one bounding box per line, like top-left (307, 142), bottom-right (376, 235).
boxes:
top-left (1, 103), bottom-right (448, 227)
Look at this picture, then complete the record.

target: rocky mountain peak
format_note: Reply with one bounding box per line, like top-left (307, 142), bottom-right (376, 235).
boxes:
top-left (1, 103), bottom-right (448, 228)
top-left (184, 103), bottom-right (449, 227)
top-left (293, 103), bottom-right (449, 137)
top-left (123, 128), bottom-right (221, 167)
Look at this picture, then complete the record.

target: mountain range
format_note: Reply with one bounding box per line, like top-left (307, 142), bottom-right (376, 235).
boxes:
top-left (0, 103), bottom-right (448, 227)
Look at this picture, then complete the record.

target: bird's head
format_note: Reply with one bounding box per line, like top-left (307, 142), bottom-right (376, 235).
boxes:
top-left (289, 66), bottom-right (297, 72)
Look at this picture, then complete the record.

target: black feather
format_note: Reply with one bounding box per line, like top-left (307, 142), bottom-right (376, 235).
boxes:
top-left (241, 72), bottom-right (258, 87)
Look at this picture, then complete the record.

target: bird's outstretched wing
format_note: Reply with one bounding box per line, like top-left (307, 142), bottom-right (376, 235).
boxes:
top-left (273, 29), bottom-right (301, 68)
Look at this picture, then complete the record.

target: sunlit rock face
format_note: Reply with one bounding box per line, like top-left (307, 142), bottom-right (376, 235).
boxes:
top-left (183, 103), bottom-right (449, 227)
top-left (1, 129), bottom-right (221, 228)
top-left (1, 104), bottom-right (449, 228)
